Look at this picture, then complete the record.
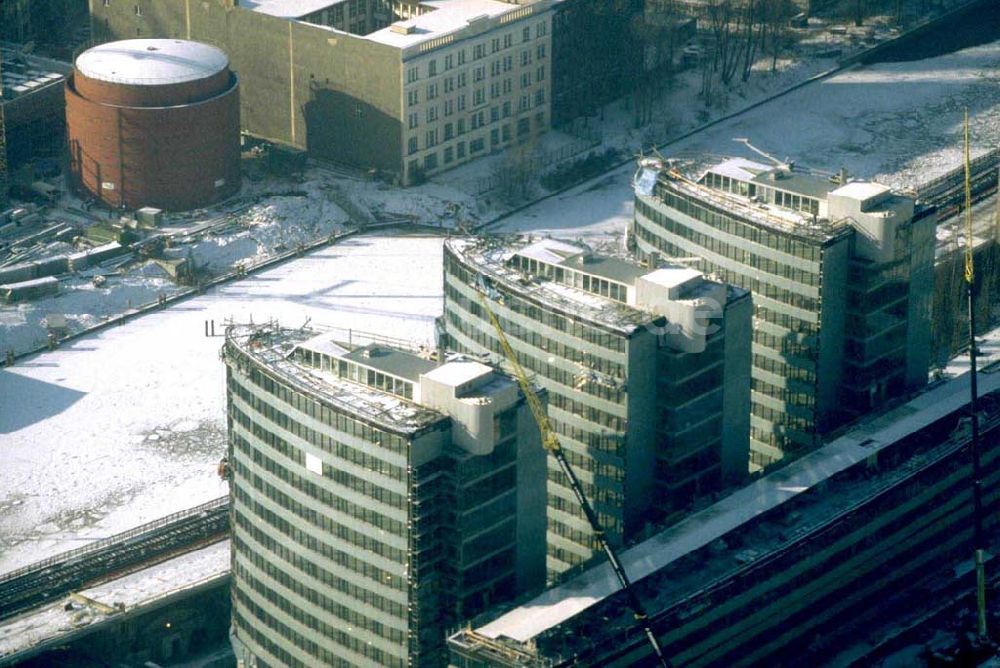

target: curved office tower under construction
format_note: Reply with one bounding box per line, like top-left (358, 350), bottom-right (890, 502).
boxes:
top-left (442, 237), bottom-right (751, 579)
top-left (223, 323), bottom-right (545, 667)
top-left (632, 158), bottom-right (935, 470)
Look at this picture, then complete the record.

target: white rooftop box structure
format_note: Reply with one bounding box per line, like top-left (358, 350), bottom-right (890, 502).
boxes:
top-left (828, 181), bottom-right (915, 263)
top-left (420, 360), bottom-right (520, 455)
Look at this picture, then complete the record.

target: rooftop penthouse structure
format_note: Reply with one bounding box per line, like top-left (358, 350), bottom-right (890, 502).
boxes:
top-left (632, 157), bottom-right (935, 469)
top-left (223, 323), bottom-right (545, 667)
top-left (442, 237), bottom-right (751, 578)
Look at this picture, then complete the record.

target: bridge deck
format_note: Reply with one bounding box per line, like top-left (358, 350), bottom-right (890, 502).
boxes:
top-left (0, 539), bottom-right (229, 665)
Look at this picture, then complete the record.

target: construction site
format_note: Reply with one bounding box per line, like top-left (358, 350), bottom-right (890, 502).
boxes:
top-left (2, 2), bottom-right (1000, 666)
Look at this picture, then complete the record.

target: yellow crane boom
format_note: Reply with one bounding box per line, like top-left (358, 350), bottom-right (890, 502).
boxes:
top-left (476, 287), bottom-right (670, 668)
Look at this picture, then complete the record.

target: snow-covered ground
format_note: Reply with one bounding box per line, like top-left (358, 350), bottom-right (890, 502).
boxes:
top-left (675, 41), bottom-right (1000, 190)
top-left (0, 236), bottom-right (443, 574)
top-left (0, 173), bottom-right (353, 356)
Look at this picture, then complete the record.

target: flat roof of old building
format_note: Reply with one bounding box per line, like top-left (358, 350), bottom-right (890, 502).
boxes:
top-left (239, 0), bottom-right (343, 19)
top-left (366, 0), bottom-right (542, 50)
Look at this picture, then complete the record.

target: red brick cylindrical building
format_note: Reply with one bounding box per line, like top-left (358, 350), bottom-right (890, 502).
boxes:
top-left (65, 39), bottom-right (240, 211)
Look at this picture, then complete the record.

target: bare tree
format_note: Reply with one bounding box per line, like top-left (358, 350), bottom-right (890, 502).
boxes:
top-left (762, 0), bottom-right (794, 74)
top-left (739, 0), bottom-right (766, 83)
top-left (492, 136), bottom-right (538, 205)
top-left (631, 0), bottom-right (681, 128)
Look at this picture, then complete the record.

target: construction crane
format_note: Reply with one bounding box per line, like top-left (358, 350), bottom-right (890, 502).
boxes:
top-left (475, 284), bottom-right (671, 668)
top-left (731, 137), bottom-right (836, 179)
top-left (0, 50), bottom-right (8, 210)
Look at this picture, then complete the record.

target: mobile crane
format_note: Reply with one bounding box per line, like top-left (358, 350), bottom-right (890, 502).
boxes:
top-left (475, 284), bottom-right (671, 668)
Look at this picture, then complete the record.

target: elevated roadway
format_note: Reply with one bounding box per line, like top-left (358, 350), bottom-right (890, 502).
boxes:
top-left (0, 497), bottom-right (227, 621)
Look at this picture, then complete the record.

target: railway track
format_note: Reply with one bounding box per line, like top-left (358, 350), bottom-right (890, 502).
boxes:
top-left (0, 496), bottom-right (229, 620)
top-left (918, 148), bottom-right (999, 219)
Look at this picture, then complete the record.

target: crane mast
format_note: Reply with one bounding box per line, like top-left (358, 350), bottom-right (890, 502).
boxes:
top-left (0, 51), bottom-right (8, 210)
top-left (476, 288), bottom-right (671, 668)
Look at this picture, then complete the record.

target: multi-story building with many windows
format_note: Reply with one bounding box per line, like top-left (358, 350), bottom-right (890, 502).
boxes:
top-left (448, 370), bottom-right (1000, 668)
top-left (91, 0), bottom-right (553, 185)
top-left (632, 158), bottom-right (935, 469)
top-left (223, 323), bottom-right (546, 667)
top-left (442, 237), bottom-right (751, 578)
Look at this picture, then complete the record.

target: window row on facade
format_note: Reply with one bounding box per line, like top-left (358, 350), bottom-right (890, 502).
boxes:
top-left (233, 496), bottom-right (408, 617)
top-left (230, 376), bottom-right (407, 481)
top-left (407, 78), bottom-right (545, 128)
top-left (446, 282), bottom-right (627, 377)
top-left (508, 251), bottom-right (631, 305)
top-left (407, 58), bottom-right (546, 104)
top-left (234, 547), bottom-right (407, 650)
top-left (645, 187), bottom-right (828, 263)
top-left (445, 309), bottom-right (627, 428)
top-left (229, 350), bottom-right (409, 454)
top-left (230, 395), bottom-right (407, 509)
top-left (547, 485), bottom-right (623, 532)
top-left (407, 112), bottom-right (544, 174)
top-left (231, 446), bottom-right (408, 577)
top-left (635, 197), bottom-right (824, 291)
top-left (408, 106), bottom-right (544, 153)
top-left (699, 171), bottom-right (823, 217)
top-left (445, 252), bottom-right (630, 352)
top-left (231, 447), bottom-right (407, 580)
top-left (233, 584), bottom-right (404, 668)
top-left (232, 453), bottom-right (409, 583)
top-left (633, 227), bottom-right (821, 334)
top-left (405, 22), bottom-right (548, 82)
top-left (444, 280), bottom-right (627, 374)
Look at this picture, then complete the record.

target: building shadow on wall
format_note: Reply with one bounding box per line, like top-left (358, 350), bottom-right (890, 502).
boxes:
top-left (303, 87), bottom-right (400, 179)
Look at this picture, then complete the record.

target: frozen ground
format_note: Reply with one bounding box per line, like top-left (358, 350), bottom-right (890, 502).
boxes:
top-left (0, 264), bottom-right (183, 356)
top-left (0, 173), bottom-right (352, 356)
top-left (0, 236), bottom-right (443, 574)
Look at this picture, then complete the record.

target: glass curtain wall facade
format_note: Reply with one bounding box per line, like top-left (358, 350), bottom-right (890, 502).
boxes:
top-left (632, 167), bottom-right (932, 469)
top-left (224, 326), bottom-right (543, 668)
top-left (633, 188), bottom-right (845, 467)
top-left (441, 239), bottom-right (750, 579)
